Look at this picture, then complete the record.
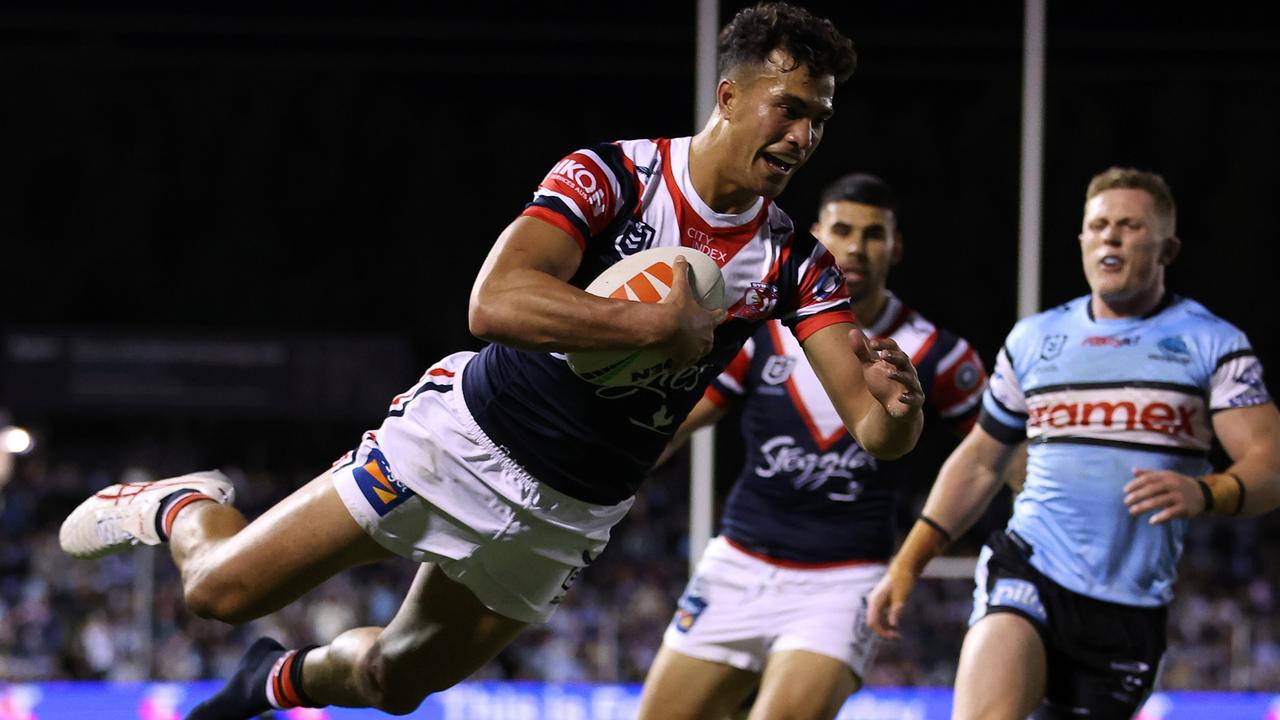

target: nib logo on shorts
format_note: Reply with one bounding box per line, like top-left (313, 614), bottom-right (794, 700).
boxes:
top-left (990, 578), bottom-right (1048, 624)
top-left (354, 448), bottom-right (413, 516)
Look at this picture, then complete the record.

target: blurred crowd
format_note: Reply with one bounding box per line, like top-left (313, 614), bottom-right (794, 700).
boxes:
top-left (3, 451), bottom-right (1279, 690)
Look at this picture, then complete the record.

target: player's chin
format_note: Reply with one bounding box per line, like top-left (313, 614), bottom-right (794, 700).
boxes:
top-left (756, 174), bottom-right (792, 199)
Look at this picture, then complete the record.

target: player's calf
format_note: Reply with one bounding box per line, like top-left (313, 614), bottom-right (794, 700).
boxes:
top-left (359, 640), bottom-right (437, 715)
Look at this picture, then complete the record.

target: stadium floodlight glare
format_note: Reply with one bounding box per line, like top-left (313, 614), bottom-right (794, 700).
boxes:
top-left (1, 426), bottom-right (34, 455)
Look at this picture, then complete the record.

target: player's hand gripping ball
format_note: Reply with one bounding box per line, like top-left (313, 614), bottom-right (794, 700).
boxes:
top-left (567, 246), bottom-right (726, 386)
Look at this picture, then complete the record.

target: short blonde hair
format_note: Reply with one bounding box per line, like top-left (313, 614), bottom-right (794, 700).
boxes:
top-left (1085, 167), bottom-right (1177, 235)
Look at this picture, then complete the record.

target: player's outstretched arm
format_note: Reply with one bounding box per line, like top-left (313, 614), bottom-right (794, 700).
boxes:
top-left (469, 217), bottom-right (724, 364)
top-left (801, 323), bottom-right (923, 459)
top-left (867, 425), bottom-right (1018, 639)
top-left (1125, 402), bottom-right (1280, 524)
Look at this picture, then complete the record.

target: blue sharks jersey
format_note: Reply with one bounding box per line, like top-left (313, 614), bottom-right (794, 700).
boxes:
top-left (463, 137), bottom-right (853, 505)
top-left (710, 293), bottom-right (987, 563)
top-left (979, 294), bottom-right (1272, 606)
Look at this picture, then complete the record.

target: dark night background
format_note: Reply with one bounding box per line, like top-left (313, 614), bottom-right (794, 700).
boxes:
top-left (6, 2), bottom-right (1280, 694)
top-left (3, 1), bottom-right (1279, 485)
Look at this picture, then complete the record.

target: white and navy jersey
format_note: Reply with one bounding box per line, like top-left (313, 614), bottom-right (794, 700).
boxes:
top-left (709, 293), bottom-right (987, 564)
top-left (462, 137), bottom-right (853, 505)
top-left (980, 294), bottom-right (1272, 606)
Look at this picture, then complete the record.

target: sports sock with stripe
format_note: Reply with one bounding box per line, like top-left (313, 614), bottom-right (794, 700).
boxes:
top-left (154, 488), bottom-right (215, 542)
top-left (186, 637), bottom-right (320, 719)
top-left (266, 643), bottom-right (319, 710)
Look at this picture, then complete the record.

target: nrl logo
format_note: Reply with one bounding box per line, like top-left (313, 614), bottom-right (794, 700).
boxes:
top-left (762, 355), bottom-right (796, 385)
top-left (1040, 334), bottom-right (1067, 360)
top-left (615, 219), bottom-right (655, 256)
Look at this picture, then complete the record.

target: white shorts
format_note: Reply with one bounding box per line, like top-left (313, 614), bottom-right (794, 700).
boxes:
top-left (332, 351), bottom-right (634, 624)
top-left (661, 537), bottom-right (885, 678)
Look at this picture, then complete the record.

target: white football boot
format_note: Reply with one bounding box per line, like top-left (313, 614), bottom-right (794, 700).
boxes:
top-left (59, 470), bottom-right (235, 559)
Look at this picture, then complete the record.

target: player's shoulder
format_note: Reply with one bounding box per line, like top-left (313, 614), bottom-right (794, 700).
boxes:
top-left (887, 299), bottom-right (938, 337)
top-left (1164, 295), bottom-right (1246, 336)
top-left (554, 137), bottom-right (663, 181)
top-left (1160, 295), bottom-right (1257, 374)
top-left (998, 295), bottom-right (1088, 363)
top-left (1021, 295), bottom-right (1088, 334)
top-left (568, 139), bottom-right (645, 180)
top-left (751, 201), bottom-right (796, 253)
top-left (612, 137), bottom-right (663, 170)
top-left (889, 298), bottom-right (983, 377)
top-left (876, 295), bottom-right (935, 349)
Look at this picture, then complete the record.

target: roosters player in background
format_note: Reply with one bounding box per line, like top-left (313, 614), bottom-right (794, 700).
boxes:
top-left (638, 172), bottom-right (986, 720)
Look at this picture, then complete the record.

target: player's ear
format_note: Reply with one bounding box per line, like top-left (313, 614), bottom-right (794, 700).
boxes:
top-left (716, 78), bottom-right (737, 119)
top-left (891, 230), bottom-right (905, 266)
top-left (1159, 234), bottom-right (1181, 266)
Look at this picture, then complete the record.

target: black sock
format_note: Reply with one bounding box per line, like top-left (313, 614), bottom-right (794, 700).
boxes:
top-left (187, 637), bottom-right (291, 720)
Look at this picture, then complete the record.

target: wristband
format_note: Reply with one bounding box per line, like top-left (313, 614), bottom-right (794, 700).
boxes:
top-left (919, 514), bottom-right (953, 544)
top-left (1225, 472), bottom-right (1246, 516)
top-left (1195, 478), bottom-right (1215, 515)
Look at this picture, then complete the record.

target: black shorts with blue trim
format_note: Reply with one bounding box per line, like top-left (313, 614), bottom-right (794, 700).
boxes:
top-left (973, 530), bottom-right (1167, 720)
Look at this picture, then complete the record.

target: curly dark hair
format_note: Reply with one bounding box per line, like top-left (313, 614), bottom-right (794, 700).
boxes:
top-left (718, 2), bottom-right (857, 82)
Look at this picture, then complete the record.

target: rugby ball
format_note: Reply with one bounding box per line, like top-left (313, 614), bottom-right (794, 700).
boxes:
top-left (566, 246), bottom-right (726, 386)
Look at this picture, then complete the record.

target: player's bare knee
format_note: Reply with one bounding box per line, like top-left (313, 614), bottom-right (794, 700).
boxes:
top-left (182, 570), bottom-right (261, 623)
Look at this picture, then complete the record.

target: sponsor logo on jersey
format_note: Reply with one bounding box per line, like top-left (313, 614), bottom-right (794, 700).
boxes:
top-left (590, 360), bottom-right (719, 433)
top-left (595, 361), bottom-right (713, 400)
top-left (615, 219), bottom-right (655, 255)
top-left (989, 578), bottom-right (1047, 623)
top-left (756, 435), bottom-right (876, 493)
top-left (352, 448), bottom-right (413, 516)
top-left (685, 227), bottom-right (728, 263)
top-left (1027, 399), bottom-right (1198, 437)
top-left (761, 355), bottom-right (797, 385)
top-left (673, 593), bottom-right (708, 633)
top-left (549, 157), bottom-right (607, 217)
top-left (1082, 335), bottom-right (1140, 347)
top-left (1039, 334), bottom-right (1067, 360)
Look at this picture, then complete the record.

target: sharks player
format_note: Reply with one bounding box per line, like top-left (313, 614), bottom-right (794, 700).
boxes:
top-left (57, 4), bottom-right (924, 718)
top-left (867, 167), bottom-right (1280, 719)
top-left (637, 173), bottom-right (986, 720)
